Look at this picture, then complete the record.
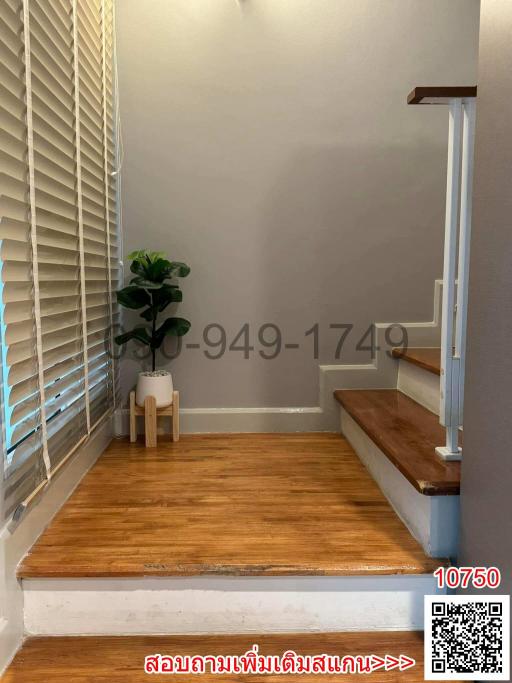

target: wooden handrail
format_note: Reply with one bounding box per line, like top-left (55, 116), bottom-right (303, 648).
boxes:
top-left (407, 86), bottom-right (477, 105)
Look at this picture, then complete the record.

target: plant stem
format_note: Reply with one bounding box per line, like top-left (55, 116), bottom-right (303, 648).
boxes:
top-left (151, 291), bottom-right (156, 372)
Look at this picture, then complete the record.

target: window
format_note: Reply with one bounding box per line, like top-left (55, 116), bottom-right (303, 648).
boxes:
top-left (0, 0), bottom-right (119, 520)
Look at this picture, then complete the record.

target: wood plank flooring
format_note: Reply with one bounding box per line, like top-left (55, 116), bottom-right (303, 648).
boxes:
top-left (19, 434), bottom-right (441, 578)
top-left (335, 391), bottom-right (460, 495)
top-left (1, 633), bottom-right (451, 682)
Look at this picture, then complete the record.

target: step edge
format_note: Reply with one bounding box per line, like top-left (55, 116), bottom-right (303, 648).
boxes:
top-left (391, 348), bottom-right (441, 376)
top-left (333, 390), bottom-right (460, 496)
top-left (17, 564), bottom-right (441, 580)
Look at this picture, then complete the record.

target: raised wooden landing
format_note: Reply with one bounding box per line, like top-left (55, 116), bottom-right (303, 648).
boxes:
top-left (334, 390), bottom-right (460, 496)
top-left (18, 433), bottom-right (441, 578)
top-left (392, 347), bottom-right (441, 375)
top-left (1, 633), bottom-right (453, 682)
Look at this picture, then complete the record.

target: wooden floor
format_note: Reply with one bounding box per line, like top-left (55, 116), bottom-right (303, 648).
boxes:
top-left (1, 632), bottom-right (451, 682)
top-left (19, 434), bottom-right (441, 578)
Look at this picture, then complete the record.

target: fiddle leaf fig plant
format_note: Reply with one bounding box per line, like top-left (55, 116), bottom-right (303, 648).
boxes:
top-left (115, 250), bottom-right (191, 371)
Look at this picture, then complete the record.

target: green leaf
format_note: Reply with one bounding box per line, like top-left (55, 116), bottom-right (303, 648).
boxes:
top-left (129, 259), bottom-right (149, 279)
top-left (154, 317), bottom-right (191, 347)
top-left (116, 286), bottom-right (151, 310)
top-left (167, 261), bottom-right (190, 278)
top-left (154, 284), bottom-right (182, 310)
top-left (114, 327), bottom-right (151, 346)
top-left (129, 276), bottom-right (163, 290)
top-left (127, 249), bottom-right (148, 261)
top-left (147, 258), bottom-right (173, 283)
top-left (138, 285), bottom-right (182, 322)
top-left (127, 250), bottom-right (190, 284)
top-left (139, 307), bottom-right (155, 322)
top-left (149, 250), bottom-right (166, 261)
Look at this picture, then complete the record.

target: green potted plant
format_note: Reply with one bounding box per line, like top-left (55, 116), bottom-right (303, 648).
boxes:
top-left (115, 249), bottom-right (191, 407)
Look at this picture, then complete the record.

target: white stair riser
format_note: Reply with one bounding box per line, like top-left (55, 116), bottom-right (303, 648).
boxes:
top-left (23, 575), bottom-right (444, 636)
top-left (397, 361), bottom-right (440, 415)
top-left (340, 408), bottom-right (459, 558)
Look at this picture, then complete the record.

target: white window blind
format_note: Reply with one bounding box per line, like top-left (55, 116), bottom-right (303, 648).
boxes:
top-left (0, 0), bottom-right (118, 520)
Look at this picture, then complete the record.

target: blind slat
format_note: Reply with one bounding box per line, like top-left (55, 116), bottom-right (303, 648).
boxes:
top-left (1, 0), bottom-right (117, 520)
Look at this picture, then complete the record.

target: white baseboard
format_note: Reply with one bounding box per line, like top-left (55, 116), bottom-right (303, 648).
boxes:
top-left (114, 405), bottom-right (326, 435)
top-left (0, 416), bottom-right (113, 675)
top-left (340, 408), bottom-right (459, 559)
top-left (23, 574), bottom-right (444, 636)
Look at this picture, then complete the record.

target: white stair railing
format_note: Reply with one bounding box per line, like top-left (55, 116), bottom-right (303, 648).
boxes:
top-left (408, 87), bottom-right (477, 461)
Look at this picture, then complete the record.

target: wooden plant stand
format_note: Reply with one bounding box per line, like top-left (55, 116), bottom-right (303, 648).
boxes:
top-left (129, 390), bottom-right (179, 447)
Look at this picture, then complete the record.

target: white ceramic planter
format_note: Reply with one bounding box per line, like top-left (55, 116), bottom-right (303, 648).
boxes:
top-left (136, 371), bottom-right (173, 408)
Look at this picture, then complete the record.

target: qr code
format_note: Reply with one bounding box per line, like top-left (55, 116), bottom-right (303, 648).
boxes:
top-left (425, 595), bottom-right (510, 680)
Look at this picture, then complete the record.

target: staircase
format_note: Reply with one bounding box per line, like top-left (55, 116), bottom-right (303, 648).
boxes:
top-left (331, 83), bottom-right (477, 563)
top-left (335, 347), bottom-right (460, 559)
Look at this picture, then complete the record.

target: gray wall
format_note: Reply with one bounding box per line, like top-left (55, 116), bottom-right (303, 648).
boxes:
top-left (116, 0), bottom-right (479, 408)
top-left (458, 0), bottom-right (512, 651)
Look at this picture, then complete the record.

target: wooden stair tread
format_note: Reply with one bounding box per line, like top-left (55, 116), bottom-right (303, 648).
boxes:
top-left (1, 633), bottom-right (455, 682)
top-left (334, 390), bottom-right (460, 496)
top-left (392, 347), bottom-right (441, 375)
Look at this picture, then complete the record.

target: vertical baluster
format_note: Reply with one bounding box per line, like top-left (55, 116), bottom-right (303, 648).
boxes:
top-left (436, 99), bottom-right (463, 461)
top-left (455, 100), bottom-right (476, 428)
